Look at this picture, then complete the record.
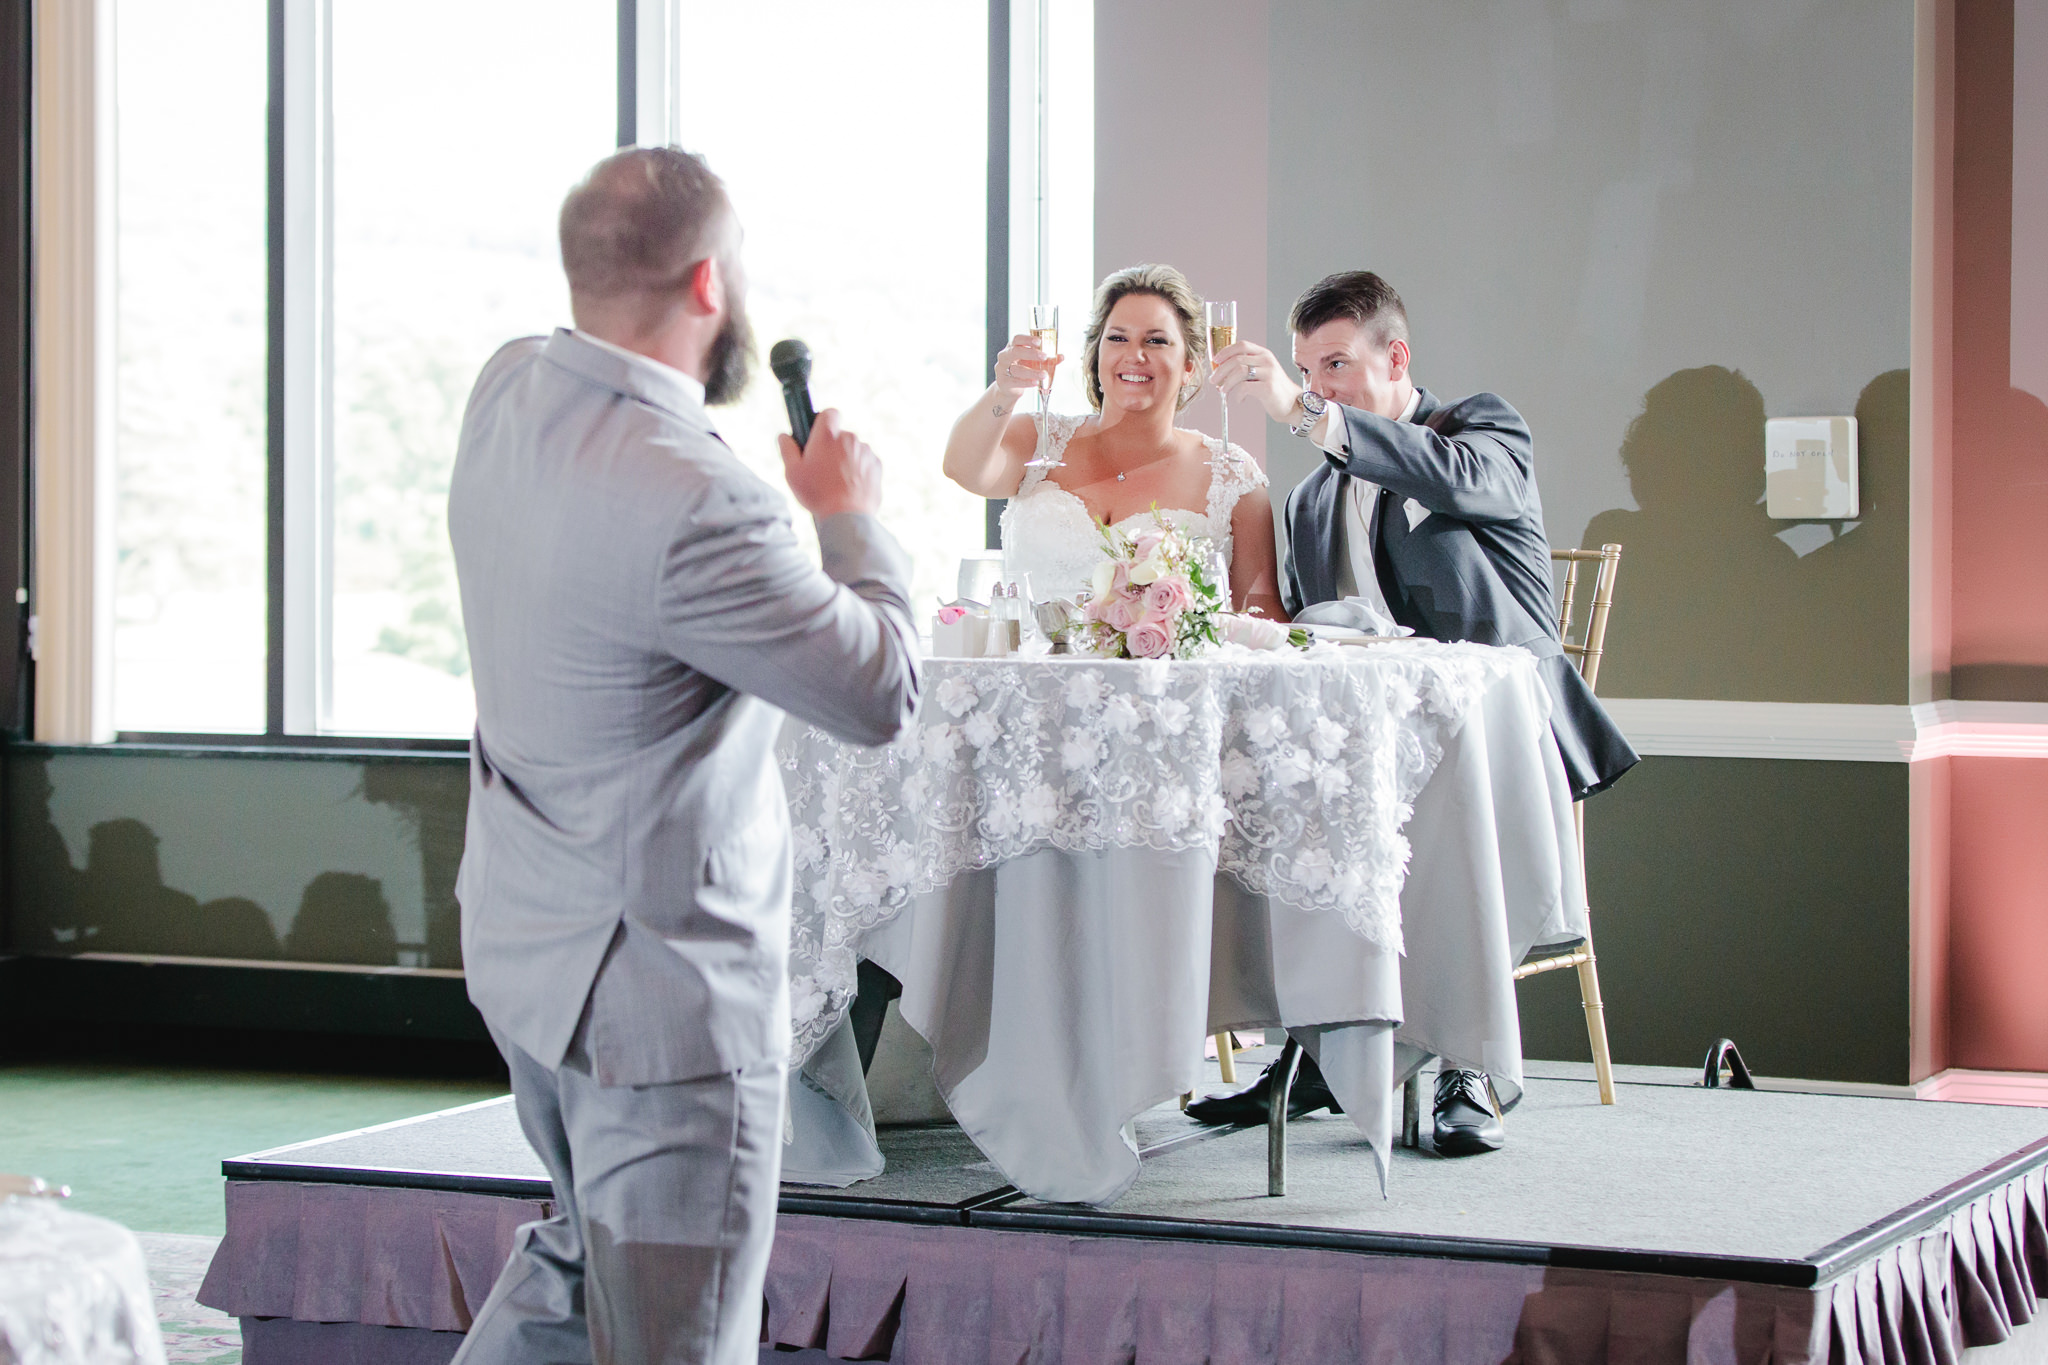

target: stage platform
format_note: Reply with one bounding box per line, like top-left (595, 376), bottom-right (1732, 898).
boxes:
top-left (198, 1050), bottom-right (2048, 1364)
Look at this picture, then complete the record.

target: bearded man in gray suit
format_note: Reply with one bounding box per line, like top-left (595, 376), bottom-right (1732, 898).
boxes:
top-left (447, 147), bottom-right (921, 1364)
top-left (1198, 271), bottom-right (1635, 1155)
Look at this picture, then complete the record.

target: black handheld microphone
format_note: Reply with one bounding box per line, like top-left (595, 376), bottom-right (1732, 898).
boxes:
top-left (769, 339), bottom-right (816, 448)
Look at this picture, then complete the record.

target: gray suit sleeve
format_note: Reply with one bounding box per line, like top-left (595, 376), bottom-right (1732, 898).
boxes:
top-left (655, 487), bottom-right (922, 747)
top-left (1332, 394), bottom-right (1533, 524)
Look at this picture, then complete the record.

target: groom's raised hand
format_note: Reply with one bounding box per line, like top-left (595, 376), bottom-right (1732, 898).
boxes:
top-left (780, 409), bottom-right (884, 521)
top-left (1212, 339), bottom-right (1304, 424)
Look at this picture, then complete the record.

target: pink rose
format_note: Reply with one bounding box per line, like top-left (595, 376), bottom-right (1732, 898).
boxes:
top-left (1132, 529), bottom-right (1165, 561)
top-left (1144, 575), bottom-right (1194, 617)
top-left (937, 605), bottom-right (968, 625)
top-left (1126, 619), bottom-right (1174, 658)
top-left (1103, 591), bottom-right (1143, 631)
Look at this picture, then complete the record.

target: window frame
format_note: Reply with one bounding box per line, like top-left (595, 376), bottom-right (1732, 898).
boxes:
top-left (109, 0), bottom-right (1019, 751)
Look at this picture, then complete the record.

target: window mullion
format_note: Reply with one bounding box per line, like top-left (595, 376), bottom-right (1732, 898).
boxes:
top-left (279, 0), bottom-right (331, 734)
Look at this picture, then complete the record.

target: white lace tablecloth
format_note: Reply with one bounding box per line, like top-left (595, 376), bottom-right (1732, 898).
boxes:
top-left (0, 1198), bottom-right (167, 1365)
top-left (780, 640), bottom-right (1534, 1067)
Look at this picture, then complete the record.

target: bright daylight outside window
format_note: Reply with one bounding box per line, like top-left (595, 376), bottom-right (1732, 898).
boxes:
top-left (673, 2), bottom-right (990, 615)
top-left (113, 0), bottom-right (268, 733)
top-left (324, 0), bottom-right (612, 735)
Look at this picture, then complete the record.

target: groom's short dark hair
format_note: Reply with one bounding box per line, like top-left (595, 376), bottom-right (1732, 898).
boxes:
top-left (1289, 272), bottom-right (1409, 349)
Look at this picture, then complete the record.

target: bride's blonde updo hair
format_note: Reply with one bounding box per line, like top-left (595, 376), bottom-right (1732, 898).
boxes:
top-left (1080, 263), bottom-right (1207, 413)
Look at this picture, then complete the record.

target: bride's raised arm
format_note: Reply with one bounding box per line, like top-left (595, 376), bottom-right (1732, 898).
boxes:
top-left (942, 333), bottom-right (1060, 498)
top-left (1230, 484), bottom-right (1290, 622)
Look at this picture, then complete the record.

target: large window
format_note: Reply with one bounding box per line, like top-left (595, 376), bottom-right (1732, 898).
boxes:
top-left (112, 0), bottom-right (268, 733)
top-left (106, 1), bottom-right (1088, 743)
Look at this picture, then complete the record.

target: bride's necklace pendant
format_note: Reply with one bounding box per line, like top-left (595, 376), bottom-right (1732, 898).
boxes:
top-left (1116, 472), bottom-right (1126, 481)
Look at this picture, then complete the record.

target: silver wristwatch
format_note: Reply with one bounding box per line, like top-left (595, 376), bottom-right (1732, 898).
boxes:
top-left (1289, 389), bottom-right (1327, 437)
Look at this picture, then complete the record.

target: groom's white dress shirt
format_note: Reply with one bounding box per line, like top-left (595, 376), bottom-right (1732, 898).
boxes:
top-left (1319, 386), bottom-right (1421, 622)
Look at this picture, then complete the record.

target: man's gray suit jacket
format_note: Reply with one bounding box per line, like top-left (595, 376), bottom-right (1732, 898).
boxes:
top-left (1281, 387), bottom-right (1636, 799)
top-left (449, 329), bottom-right (922, 1087)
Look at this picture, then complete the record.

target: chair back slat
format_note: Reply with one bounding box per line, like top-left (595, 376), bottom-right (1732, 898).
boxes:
top-left (1549, 544), bottom-right (1623, 697)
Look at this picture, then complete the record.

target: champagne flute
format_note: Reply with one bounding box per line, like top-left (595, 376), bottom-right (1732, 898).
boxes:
top-left (1206, 299), bottom-right (1237, 453)
top-left (1024, 304), bottom-right (1062, 469)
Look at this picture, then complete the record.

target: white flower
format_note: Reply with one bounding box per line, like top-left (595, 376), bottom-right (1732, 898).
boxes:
top-left (1020, 783), bottom-right (1061, 831)
top-left (937, 675), bottom-right (979, 717)
top-left (1156, 785), bottom-right (1193, 830)
top-left (1269, 744), bottom-right (1313, 788)
top-left (1064, 671), bottom-right (1107, 710)
top-left (1128, 548), bottom-right (1169, 586)
top-left (963, 711), bottom-right (1002, 749)
top-left (1295, 847), bottom-right (1335, 892)
top-left (1134, 659), bottom-right (1171, 696)
top-left (879, 842), bottom-right (918, 889)
top-left (921, 725), bottom-right (962, 765)
top-left (1091, 558), bottom-right (1118, 601)
top-left (1061, 728), bottom-right (1102, 772)
top-left (791, 825), bottom-right (826, 871)
top-left (1314, 765), bottom-right (1353, 802)
top-left (1220, 751), bottom-right (1261, 799)
top-left (1310, 716), bottom-right (1347, 761)
top-left (791, 977), bottom-right (827, 1026)
top-left (900, 771), bottom-right (930, 810)
top-left (1103, 695), bottom-right (1143, 737)
top-left (807, 877), bottom-right (832, 908)
top-left (1197, 791), bottom-right (1231, 838)
top-left (1332, 864), bottom-right (1367, 901)
top-left (983, 790), bottom-right (1022, 839)
top-left (1243, 706), bottom-right (1289, 748)
top-left (1154, 696), bottom-right (1191, 737)
top-left (842, 868), bottom-right (887, 908)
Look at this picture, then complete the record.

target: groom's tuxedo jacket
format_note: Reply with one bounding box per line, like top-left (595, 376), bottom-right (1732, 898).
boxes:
top-left (449, 328), bottom-right (922, 1087)
top-left (1280, 387), bottom-right (1637, 799)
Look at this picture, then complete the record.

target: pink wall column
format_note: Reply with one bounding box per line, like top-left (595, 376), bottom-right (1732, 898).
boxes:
top-left (1949, 758), bottom-right (2048, 1070)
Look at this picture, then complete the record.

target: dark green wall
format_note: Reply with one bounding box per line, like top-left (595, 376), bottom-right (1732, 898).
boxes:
top-left (3, 744), bottom-right (1913, 1084)
top-left (5, 745), bottom-right (467, 967)
top-left (1520, 755), bottom-right (1912, 1085)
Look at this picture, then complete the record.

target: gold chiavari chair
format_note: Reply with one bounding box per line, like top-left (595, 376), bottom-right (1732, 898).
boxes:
top-left (1509, 543), bottom-right (1625, 1107)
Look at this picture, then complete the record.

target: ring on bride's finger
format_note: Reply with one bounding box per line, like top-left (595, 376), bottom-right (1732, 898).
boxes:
top-left (1248, 366), bottom-right (1259, 381)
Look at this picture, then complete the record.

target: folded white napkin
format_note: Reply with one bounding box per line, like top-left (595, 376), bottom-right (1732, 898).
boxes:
top-left (1292, 596), bottom-right (1415, 638)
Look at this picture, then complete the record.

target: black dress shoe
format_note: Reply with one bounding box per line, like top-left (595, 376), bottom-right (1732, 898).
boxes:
top-left (1432, 1068), bottom-right (1505, 1156)
top-left (1186, 1053), bottom-right (1345, 1126)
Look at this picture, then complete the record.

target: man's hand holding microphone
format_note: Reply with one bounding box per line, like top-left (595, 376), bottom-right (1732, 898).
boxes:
top-left (771, 337), bottom-right (883, 521)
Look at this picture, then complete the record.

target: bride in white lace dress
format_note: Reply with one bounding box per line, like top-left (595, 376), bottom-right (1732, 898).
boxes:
top-left (942, 264), bottom-right (1289, 621)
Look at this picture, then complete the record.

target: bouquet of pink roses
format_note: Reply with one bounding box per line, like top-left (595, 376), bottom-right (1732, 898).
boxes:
top-left (1067, 516), bottom-right (1222, 659)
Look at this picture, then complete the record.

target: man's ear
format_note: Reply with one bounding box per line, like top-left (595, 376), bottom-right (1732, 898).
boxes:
top-left (1386, 337), bottom-right (1411, 380)
top-left (689, 257), bottom-right (724, 316)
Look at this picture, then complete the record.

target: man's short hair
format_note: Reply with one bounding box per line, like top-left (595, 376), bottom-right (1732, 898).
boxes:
top-left (559, 146), bottom-right (730, 309)
top-left (1288, 271), bottom-right (1409, 349)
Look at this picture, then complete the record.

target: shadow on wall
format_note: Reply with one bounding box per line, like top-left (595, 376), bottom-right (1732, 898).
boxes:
top-left (1581, 367), bottom-right (1908, 703)
top-left (7, 763), bottom-right (402, 966)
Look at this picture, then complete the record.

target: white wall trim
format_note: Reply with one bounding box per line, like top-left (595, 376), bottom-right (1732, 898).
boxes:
top-left (30, 0), bottom-right (117, 744)
top-left (1602, 698), bottom-right (2048, 762)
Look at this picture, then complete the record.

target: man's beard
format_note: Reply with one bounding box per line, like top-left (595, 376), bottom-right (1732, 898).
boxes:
top-left (702, 299), bottom-right (755, 407)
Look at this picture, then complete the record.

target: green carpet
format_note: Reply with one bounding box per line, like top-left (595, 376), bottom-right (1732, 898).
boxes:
top-left (0, 1060), bottom-right (504, 1235)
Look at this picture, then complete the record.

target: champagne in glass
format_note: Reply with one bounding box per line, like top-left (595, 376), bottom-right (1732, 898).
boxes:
top-left (1026, 304), bottom-right (1062, 468)
top-left (1205, 299), bottom-right (1238, 451)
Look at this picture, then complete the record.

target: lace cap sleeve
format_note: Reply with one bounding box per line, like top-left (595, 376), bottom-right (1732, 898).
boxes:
top-left (1204, 438), bottom-right (1269, 527)
top-left (1014, 413), bottom-right (1093, 496)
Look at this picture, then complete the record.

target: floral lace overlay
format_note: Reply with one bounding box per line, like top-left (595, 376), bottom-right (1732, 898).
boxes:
top-left (1000, 415), bottom-right (1268, 603)
top-left (780, 641), bottom-right (1538, 1065)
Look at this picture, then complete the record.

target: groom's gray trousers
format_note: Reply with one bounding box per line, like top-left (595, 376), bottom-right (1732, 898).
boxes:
top-left (451, 1025), bottom-right (786, 1365)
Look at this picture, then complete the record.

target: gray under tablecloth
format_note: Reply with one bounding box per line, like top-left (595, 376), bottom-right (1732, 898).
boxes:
top-left (784, 659), bottom-right (1582, 1203)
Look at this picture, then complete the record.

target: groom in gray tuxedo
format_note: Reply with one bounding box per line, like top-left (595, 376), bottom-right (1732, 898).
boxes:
top-left (447, 147), bottom-right (921, 1364)
top-left (1200, 271), bottom-right (1636, 1154)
